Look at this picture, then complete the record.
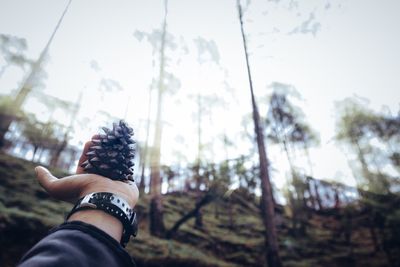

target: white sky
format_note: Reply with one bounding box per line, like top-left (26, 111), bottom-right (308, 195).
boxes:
top-left (0, 0), bottom-right (399, 189)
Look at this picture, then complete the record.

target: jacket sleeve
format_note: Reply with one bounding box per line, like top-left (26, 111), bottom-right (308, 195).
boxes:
top-left (18, 221), bottom-right (136, 267)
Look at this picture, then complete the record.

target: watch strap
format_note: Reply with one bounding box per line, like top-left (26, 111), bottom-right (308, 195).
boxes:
top-left (66, 192), bottom-right (138, 247)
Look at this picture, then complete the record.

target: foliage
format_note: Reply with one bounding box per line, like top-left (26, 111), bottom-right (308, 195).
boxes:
top-left (20, 114), bottom-right (61, 159)
top-left (265, 87), bottom-right (319, 177)
top-left (0, 34), bottom-right (32, 76)
top-left (0, 95), bottom-right (24, 118)
top-left (336, 98), bottom-right (381, 143)
top-left (335, 98), bottom-right (399, 194)
top-left (266, 89), bottom-right (299, 146)
top-left (289, 122), bottom-right (320, 149)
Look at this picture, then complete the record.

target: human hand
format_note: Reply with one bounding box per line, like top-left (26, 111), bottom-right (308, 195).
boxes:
top-left (34, 137), bottom-right (139, 242)
top-left (35, 138), bottom-right (139, 207)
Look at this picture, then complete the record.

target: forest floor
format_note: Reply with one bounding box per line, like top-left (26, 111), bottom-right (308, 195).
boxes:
top-left (0, 152), bottom-right (391, 267)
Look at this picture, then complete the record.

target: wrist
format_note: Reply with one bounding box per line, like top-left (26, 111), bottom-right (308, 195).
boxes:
top-left (66, 192), bottom-right (138, 246)
top-left (68, 209), bottom-right (123, 242)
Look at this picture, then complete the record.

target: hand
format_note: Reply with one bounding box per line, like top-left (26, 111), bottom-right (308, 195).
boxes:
top-left (35, 137), bottom-right (139, 242)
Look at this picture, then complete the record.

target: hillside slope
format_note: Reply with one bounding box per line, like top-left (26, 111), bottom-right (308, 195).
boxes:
top-left (0, 153), bottom-right (391, 267)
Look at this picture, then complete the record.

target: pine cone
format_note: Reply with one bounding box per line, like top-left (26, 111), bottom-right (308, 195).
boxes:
top-left (81, 120), bottom-right (136, 181)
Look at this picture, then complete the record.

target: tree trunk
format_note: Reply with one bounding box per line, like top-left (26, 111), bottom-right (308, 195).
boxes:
top-left (139, 81), bottom-right (154, 195)
top-left (305, 177), bottom-right (316, 209)
top-left (150, 194), bottom-right (165, 237)
top-left (369, 222), bottom-right (381, 252)
top-left (194, 94), bottom-right (204, 228)
top-left (0, 0), bottom-right (72, 148)
top-left (312, 179), bottom-right (323, 210)
top-left (304, 147), bottom-right (317, 209)
top-left (194, 164), bottom-right (203, 228)
top-left (237, 2), bottom-right (282, 266)
top-left (344, 211), bottom-right (353, 256)
top-left (194, 185), bottom-right (204, 228)
top-left (50, 138), bottom-right (67, 167)
top-left (139, 167), bottom-right (146, 195)
top-left (32, 146), bottom-right (39, 161)
top-left (149, 0), bottom-right (168, 237)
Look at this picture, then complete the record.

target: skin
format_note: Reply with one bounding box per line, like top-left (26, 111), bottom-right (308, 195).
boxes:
top-left (34, 137), bottom-right (139, 243)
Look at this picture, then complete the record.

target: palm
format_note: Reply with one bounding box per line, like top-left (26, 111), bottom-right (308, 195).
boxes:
top-left (36, 139), bottom-right (139, 207)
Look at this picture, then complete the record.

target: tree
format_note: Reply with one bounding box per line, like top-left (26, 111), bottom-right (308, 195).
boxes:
top-left (21, 114), bottom-right (60, 161)
top-left (290, 122), bottom-right (321, 210)
top-left (0, 95), bottom-right (25, 147)
top-left (265, 87), bottom-right (319, 231)
top-left (0, 0), bottom-right (72, 148)
top-left (336, 98), bottom-right (392, 194)
top-left (265, 86), bottom-right (300, 175)
top-left (49, 92), bottom-right (82, 168)
top-left (369, 111), bottom-right (400, 175)
top-left (138, 84), bottom-right (154, 195)
top-left (134, 0), bottom-right (183, 236)
top-left (237, 1), bottom-right (282, 266)
top-left (149, 0), bottom-right (169, 237)
top-left (0, 34), bottom-right (32, 78)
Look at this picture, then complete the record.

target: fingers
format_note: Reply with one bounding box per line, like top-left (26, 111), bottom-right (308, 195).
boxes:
top-left (36, 165), bottom-right (90, 202)
top-left (36, 164), bottom-right (139, 206)
top-left (48, 174), bottom-right (94, 202)
top-left (76, 135), bottom-right (99, 174)
top-left (35, 166), bottom-right (58, 193)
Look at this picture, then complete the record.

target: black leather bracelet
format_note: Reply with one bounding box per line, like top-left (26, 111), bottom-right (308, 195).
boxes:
top-left (66, 192), bottom-right (138, 247)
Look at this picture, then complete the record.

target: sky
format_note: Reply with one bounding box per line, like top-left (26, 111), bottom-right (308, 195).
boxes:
top-left (0, 0), bottom-right (399, 190)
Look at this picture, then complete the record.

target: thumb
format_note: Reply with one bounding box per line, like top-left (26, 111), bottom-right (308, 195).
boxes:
top-left (35, 166), bottom-right (58, 193)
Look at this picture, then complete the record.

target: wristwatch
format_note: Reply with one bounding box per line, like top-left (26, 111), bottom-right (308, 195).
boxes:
top-left (66, 192), bottom-right (138, 247)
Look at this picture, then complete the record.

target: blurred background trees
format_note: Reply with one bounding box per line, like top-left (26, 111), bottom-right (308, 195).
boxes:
top-left (0, 0), bottom-right (399, 266)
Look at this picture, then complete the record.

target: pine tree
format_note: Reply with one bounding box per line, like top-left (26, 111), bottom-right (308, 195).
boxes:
top-left (237, 1), bottom-right (282, 266)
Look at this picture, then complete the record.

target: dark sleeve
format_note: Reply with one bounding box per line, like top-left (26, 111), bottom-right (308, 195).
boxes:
top-left (18, 221), bottom-right (136, 267)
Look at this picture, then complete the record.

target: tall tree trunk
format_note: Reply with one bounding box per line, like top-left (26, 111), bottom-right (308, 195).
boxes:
top-left (237, 2), bottom-right (282, 266)
top-left (195, 94), bottom-right (204, 228)
top-left (139, 84), bottom-right (153, 195)
top-left (304, 146), bottom-right (317, 209)
top-left (0, 0), bottom-right (72, 148)
top-left (139, 158), bottom-right (146, 195)
top-left (149, 0), bottom-right (168, 237)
